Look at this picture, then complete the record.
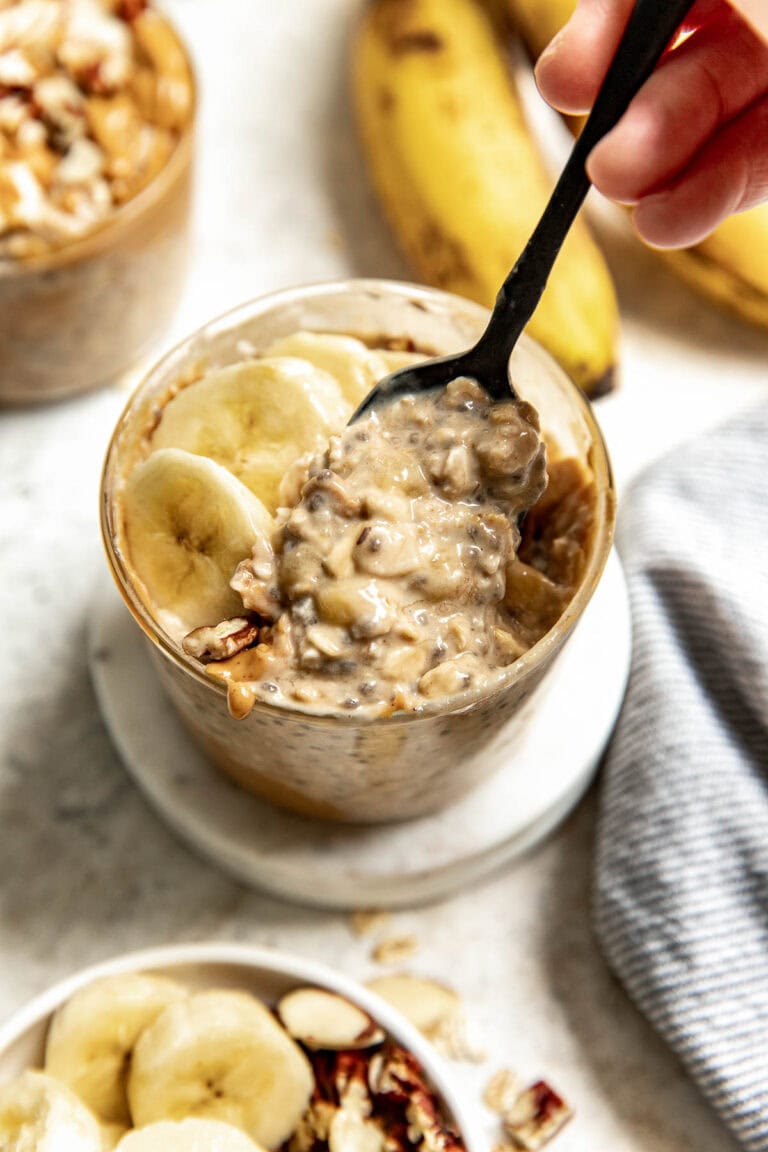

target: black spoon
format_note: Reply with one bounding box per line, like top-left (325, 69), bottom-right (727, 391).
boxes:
top-left (353, 0), bottom-right (693, 419)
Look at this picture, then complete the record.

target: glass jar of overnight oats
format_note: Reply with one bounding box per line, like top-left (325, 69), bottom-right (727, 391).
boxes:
top-left (101, 280), bottom-right (615, 824)
top-left (0, 0), bottom-right (195, 405)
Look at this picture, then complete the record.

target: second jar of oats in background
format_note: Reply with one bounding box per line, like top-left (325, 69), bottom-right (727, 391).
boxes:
top-left (101, 280), bottom-right (615, 824)
top-left (0, 0), bottom-right (195, 404)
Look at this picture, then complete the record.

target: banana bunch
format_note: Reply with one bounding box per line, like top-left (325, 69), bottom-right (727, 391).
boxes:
top-left (351, 0), bottom-right (620, 396)
top-left (120, 336), bottom-right (392, 633)
top-left (0, 973), bottom-right (314, 1150)
top-left (506, 0), bottom-right (768, 328)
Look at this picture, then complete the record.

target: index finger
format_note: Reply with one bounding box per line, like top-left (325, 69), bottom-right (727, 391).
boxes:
top-left (534, 0), bottom-right (723, 114)
top-left (728, 1), bottom-right (768, 41)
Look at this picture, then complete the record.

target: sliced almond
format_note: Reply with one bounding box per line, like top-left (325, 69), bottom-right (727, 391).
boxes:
top-left (278, 988), bottom-right (384, 1051)
top-left (503, 1081), bottom-right (572, 1151)
top-left (365, 975), bottom-right (459, 1037)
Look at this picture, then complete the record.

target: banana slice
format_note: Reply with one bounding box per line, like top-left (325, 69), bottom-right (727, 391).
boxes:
top-left (44, 973), bottom-right (187, 1127)
top-left (264, 333), bottom-right (388, 407)
top-left (116, 1119), bottom-right (265, 1151)
top-left (150, 358), bottom-right (351, 512)
top-left (120, 448), bottom-right (273, 633)
top-left (377, 350), bottom-right (426, 374)
top-left (127, 990), bottom-right (314, 1149)
top-left (0, 1069), bottom-right (103, 1152)
top-left (101, 1123), bottom-right (129, 1149)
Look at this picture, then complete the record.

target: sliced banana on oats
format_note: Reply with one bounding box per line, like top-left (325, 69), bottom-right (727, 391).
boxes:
top-left (127, 990), bottom-right (314, 1149)
top-left (277, 989), bottom-right (384, 1050)
top-left (264, 333), bottom-right (389, 407)
top-left (116, 1118), bottom-right (266, 1152)
top-left (44, 973), bottom-right (186, 1127)
top-left (377, 349), bottom-right (426, 374)
top-left (149, 358), bottom-right (351, 511)
top-left (120, 448), bottom-right (273, 632)
top-left (0, 1069), bottom-right (103, 1152)
top-left (365, 975), bottom-right (460, 1036)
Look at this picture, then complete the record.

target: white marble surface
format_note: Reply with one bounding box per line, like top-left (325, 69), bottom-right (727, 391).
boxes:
top-left (1, 1), bottom-right (767, 1150)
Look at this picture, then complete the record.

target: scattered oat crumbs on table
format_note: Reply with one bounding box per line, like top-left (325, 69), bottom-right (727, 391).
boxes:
top-left (484, 1068), bottom-right (523, 1114)
top-left (349, 909), bottom-right (392, 938)
top-left (371, 934), bottom-right (420, 966)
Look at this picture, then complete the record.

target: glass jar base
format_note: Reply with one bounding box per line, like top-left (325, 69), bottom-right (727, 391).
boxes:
top-left (89, 552), bottom-right (631, 908)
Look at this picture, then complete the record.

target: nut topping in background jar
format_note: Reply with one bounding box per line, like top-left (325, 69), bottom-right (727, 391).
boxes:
top-left (0, 0), bottom-right (195, 404)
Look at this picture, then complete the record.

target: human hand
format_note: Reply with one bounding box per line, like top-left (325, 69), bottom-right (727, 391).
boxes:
top-left (535, 0), bottom-right (768, 248)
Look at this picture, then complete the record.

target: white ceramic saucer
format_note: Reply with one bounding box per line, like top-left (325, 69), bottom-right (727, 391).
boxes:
top-left (89, 552), bottom-right (631, 910)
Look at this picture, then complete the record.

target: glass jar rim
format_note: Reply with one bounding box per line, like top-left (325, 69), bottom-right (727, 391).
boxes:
top-left (100, 278), bottom-right (616, 727)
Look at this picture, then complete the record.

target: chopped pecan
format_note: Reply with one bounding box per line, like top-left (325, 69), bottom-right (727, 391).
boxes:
top-left (182, 617), bottom-right (258, 662)
top-left (289, 1100), bottom-right (338, 1152)
top-left (503, 1081), bottom-right (572, 1151)
top-left (303, 471), bottom-right (362, 518)
top-left (406, 1091), bottom-right (464, 1152)
top-left (115, 0), bottom-right (148, 21)
top-left (230, 535), bottom-right (281, 619)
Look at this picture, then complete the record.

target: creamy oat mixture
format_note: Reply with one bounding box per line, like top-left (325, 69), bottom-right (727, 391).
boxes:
top-left (183, 377), bottom-right (595, 718)
top-left (0, 0), bottom-right (191, 258)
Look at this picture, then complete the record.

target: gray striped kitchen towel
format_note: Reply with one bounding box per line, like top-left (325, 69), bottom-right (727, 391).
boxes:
top-left (595, 400), bottom-right (768, 1152)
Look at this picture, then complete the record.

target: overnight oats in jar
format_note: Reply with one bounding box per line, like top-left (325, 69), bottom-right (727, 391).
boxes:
top-left (0, 0), bottom-right (195, 404)
top-left (101, 280), bottom-right (615, 823)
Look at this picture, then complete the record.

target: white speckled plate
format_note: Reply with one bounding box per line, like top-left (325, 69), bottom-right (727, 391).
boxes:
top-left (89, 552), bottom-right (631, 909)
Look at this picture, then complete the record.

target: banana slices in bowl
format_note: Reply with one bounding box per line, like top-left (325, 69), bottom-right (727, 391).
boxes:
top-left (0, 945), bottom-right (478, 1152)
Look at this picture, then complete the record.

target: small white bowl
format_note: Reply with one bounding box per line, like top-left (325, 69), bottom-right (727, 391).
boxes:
top-left (0, 943), bottom-right (483, 1152)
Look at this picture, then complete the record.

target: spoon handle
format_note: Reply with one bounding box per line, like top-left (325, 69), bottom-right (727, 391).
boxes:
top-left (478, 0), bottom-right (694, 377)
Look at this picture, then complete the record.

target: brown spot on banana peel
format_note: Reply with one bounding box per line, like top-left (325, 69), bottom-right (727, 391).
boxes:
top-left (584, 365), bottom-right (616, 400)
top-left (378, 87), bottom-right (396, 114)
top-left (661, 246), bottom-right (768, 329)
top-left (371, 0), bottom-right (444, 55)
top-left (389, 30), bottom-right (444, 53)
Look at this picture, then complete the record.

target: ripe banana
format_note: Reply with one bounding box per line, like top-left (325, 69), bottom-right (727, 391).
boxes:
top-left (116, 1118), bottom-right (265, 1151)
top-left (127, 990), bottom-right (314, 1149)
top-left (265, 333), bottom-right (388, 407)
top-left (120, 448), bottom-right (274, 633)
top-left (352, 0), bottom-right (619, 396)
top-left (506, 0), bottom-right (768, 329)
top-left (44, 974), bottom-right (186, 1127)
top-left (0, 1070), bottom-right (103, 1152)
top-left (150, 359), bottom-right (351, 513)
top-left (505, 0), bottom-right (571, 58)
top-left (660, 207), bottom-right (768, 328)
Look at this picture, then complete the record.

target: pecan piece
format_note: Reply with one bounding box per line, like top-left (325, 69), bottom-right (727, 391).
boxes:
top-left (115, 0), bottom-right (148, 21)
top-left (503, 1081), bottom-right (572, 1150)
top-left (182, 617), bottom-right (258, 662)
